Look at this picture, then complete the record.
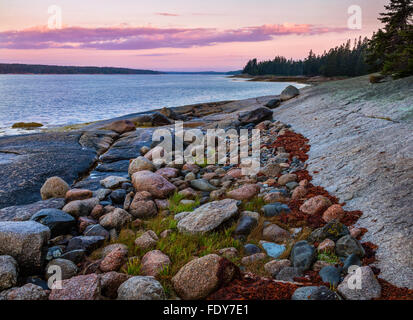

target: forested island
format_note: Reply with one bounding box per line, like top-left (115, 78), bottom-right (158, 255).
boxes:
top-left (0, 63), bottom-right (163, 75)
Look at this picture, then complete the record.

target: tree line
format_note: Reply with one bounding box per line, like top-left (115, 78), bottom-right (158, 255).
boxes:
top-left (243, 0), bottom-right (412, 78)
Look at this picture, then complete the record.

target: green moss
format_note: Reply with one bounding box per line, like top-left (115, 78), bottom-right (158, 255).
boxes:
top-left (11, 122), bottom-right (43, 128)
top-left (317, 251), bottom-right (340, 264)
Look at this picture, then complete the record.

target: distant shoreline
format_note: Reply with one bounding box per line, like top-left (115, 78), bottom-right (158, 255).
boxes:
top-left (229, 74), bottom-right (347, 84)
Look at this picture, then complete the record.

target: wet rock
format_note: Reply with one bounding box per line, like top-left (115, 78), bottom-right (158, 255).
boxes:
top-left (141, 250), bottom-right (171, 277)
top-left (40, 177), bottom-right (70, 200)
top-left (0, 255), bottom-right (18, 291)
top-left (275, 267), bottom-right (303, 281)
top-left (226, 184), bottom-right (260, 201)
top-left (0, 198), bottom-right (66, 222)
top-left (99, 208), bottom-right (132, 230)
top-left (322, 204), bottom-right (345, 223)
top-left (336, 235), bottom-right (365, 258)
top-left (280, 85), bottom-right (299, 101)
top-left (319, 266), bottom-right (342, 287)
top-left (172, 254), bottom-right (238, 300)
top-left (264, 259), bottom-right (291, 277)
top-left (177, 199), bottom-right (239, 234)
top-left (262, 203), bottom-right (291, 217)
top-left (128, 157), bottom-right (155, 176)
top-left (49, 274), bottom-right (101, 300)
top-left (262, 224), bottom-right (290, 243)
top-left (30, 208), bottom-right (75, 238)
top-left (0, 221), bottom-right (50, 274)
top-left (66, 236), bottom-right (105, 254)
top-left (132, 170), bottom-right (177, 198)
top-left (135, 230), bottom-right (158, 250)
top-left (300, 195), bottom-right (332, 215)
top-left (239, 107), bottom-right (273, 125)
top-left (337, 266), bottom-right (381, 300)
top-left (45, 259), bottom-right (78, 281)
top-left (105, 120), bottom-right (136, 134)
top-left (65, 189), bottom-right (93, 202)
top-left (62, 198), bottom-right (99, 218)
top-left (100, 176), bottom-right (129, 189)
top-left (117, 276), bottom-right (165, 300)
top-left (190, 179), bottom-right (218, 192)
top-left (290, 241), bottom-right (316, 271)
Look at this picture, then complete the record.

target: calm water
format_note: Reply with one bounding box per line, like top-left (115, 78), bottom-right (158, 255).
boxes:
top-left (0, 74), bottom-right (305, 136)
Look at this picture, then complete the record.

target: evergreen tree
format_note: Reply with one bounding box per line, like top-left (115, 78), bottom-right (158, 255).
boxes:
top-left (367, 0), bottom-right (413, 77)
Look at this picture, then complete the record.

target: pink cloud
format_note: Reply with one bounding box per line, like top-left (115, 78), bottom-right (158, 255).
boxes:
top-left (155, 12), bottom-right (180, 16)
top-left (0, 24), bottom-right (348, 50)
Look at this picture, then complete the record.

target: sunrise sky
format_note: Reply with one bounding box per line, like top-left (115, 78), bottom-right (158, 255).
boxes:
top-left (0, 0), bottom-right (387, 71)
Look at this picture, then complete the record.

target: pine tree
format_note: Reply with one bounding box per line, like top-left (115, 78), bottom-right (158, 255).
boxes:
top-left (367, 0), bottom-right (413, 77)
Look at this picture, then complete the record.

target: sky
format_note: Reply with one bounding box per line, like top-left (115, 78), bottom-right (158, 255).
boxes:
top-left (0, 0), bottom-right (388, 71)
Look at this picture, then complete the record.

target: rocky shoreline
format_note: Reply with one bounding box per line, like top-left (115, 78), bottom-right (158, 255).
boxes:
top-left (0, 78), bottom-right (412, 300)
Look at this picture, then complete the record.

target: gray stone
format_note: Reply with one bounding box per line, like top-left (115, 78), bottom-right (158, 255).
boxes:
top-left (336, 235), bottom-right (365, 258)
top-left (280, 85), bottom-right (299, 101)
top-left (342, 253), bottom-right (362, 273)
top-left (290, 241), bottom-right (316, 271)
top-left (117, 276), bottom-right (165, 300)
top-left (190, 179), bottom-right (218, 192)
top-left (234, 216), bottom-right (257, 236)
top-left (319, 266), bottom-right (342, 287)
top-left (265, 98), bottom-right (282, 109)
top-left (0, 198), bottom-right (65, 222)
top-left (239, 107), bottom-right (273, 124)
top-left (66, 236), bottom-right (105, 254)
top-left (62, 198), bottom-right (99, 217)
top-left (45, 259), bottom-right (78, 281)
top-left (2, 283), bottom-right (48, 300)
top-left (177, 199), bottom-right (239, 234)
top-left (262, 203), bottom-right (290, 217)
top-left (0, 221), bottom-right (50, 273)
top-left (291, 286), bottom-right (318, 300)
top-left (84, 224), bottom-right (110, 240)
top-left (337, 266), bottom-right (381, 300)
top-left (59, 250), bottom-right (86, 264)
top-left (100, 176), bottom-right (129, 189)
top-left (30, 208), bottom-right (75, 237)
top-left (275, 267), bottom-right (303, 281)
top-left (0, 255), bottom-right (18, 291)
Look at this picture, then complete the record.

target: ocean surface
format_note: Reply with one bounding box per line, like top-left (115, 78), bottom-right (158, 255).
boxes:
top-left (0, 74), bottom-right (305, 136)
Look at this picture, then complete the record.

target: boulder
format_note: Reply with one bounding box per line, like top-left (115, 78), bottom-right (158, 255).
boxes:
top-left (66, 236), bottom-right (105, 254)
top-left (264, 259), bottom-right (291, 277)
top-left (129, 196), bottom-right (158, 219)
top-left (128, 157), bottom-right (155, 176)
top-left (275, 267), bottom-right (303, 281)
top-left (100, 247), bottom-right (127, 272)
top-left (132, 171), bottom-right (177, 199)
top-left (45, 258), bottom-right (78, 281)
top-left (100, 176), bottom-right (129, 189)
top-left (262, 224), bottom-right (290, 243)
top-left (335, 235), bottom-right (365, 258)
top-left (322, 204), bottom-right (345, 223)
top-left (260, 241), bottom-right (286, 258)
top-left (134, 230), bottom-right (158, 250)
top-left (259, 163), bottom-right (282, 177)
top-left (40, 177), bottom-right (70, 200)
top-left (62, 198), bottom-right (99, 218)
top-left (278, 173), bottom-right (297, 186)
top-left (100, 272), bottom-right (130, 299)
top-left (172, 254), bottom-right (238, 300)
top-left (0, 198), bottom-right (65, 222)
top-left (177, 199), bottom-right (239, 234)
top-left (319, 266), bottom-right (342, 287)
top-left (290, 241), bottom-right (316, 271)
top-left (337, 266), bottom-right (381, 300)
top-left (190, 179), bottom-right (218, 192)
top-left (0, 255), bottom-right (18, 291)
top-left (30, 208), bottom-right (75, 238)
top-left (117, 276), bottom-right (165, 300)
top-left (233, 216), bottom-right (257, 237)
top-left (99, 208), bottom-right (132, 230)
top-left (65, 189), bottom-right (93, 202)
top-left (300, 196), bottom-right (332, 215)
top-left (265, 98), bottom-right (282, 109)
top-left (280, 85), bottom-right (299, 101)
top-left (141, 250), bottom-right (171, 277)
top-left (3, 283), bottom-right (48, 300)
top-left (308, 220), bottom-right (350, 242)
top-left (0, 221), bottom-right (50, 273)
top-left (49, 274), bottom-right (101, 300)
top-left (155, 167), bottom-right (180, 179)
top-left (239, 107), bottom-right (273, 125)
top-left (262, 203), bottom-right (290, 217)
top-left (84, 224), bottom-right (110, 240)
top-left (226, 184), bottom-right (260, 201)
